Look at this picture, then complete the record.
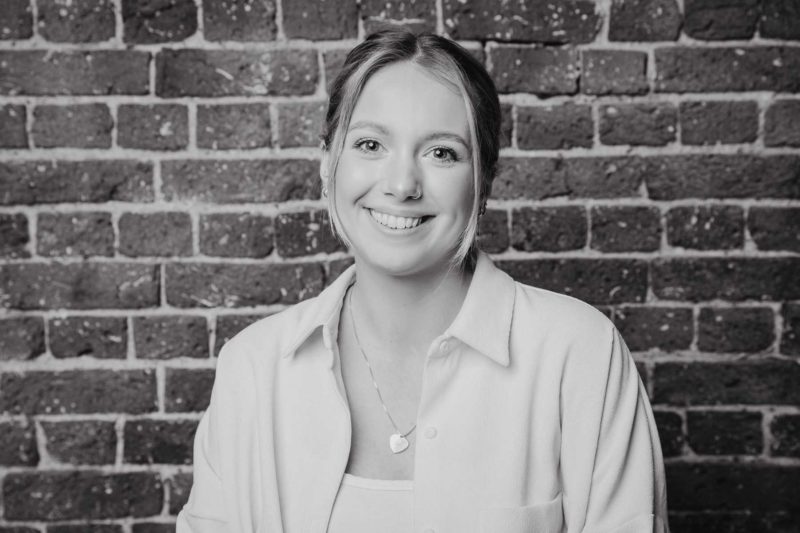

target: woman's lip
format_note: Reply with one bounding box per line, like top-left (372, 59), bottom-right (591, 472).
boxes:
top-left (363, 206), bottom-right (431, 218)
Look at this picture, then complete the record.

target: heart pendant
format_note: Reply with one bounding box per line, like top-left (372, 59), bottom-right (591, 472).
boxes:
top-left (389, 433), bottom-right (409, 454)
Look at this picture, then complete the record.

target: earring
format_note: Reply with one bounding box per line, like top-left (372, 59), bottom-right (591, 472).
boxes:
top-left (322, 186), bottom-right (328, 198)
top-left (479, 201), bottom-right (487, 216)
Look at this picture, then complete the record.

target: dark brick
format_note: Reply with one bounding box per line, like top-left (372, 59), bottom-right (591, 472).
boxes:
top-left (490, 46), bottom-right (579, 95)
top-left (202, 0), bottom-right (276, 41)
top-left (666, 205), bottom-right (744, 250)
top-left (760, 0), bottom-right (800, 39)
top-left (327, 257), bottom-right (355, 285)
top-left (323, 49), bottom-right (348, 93)
top-left (609, 0), bottom-right (681, 41)
top-left (590, 206), bottom-right (661, 252)
top-left (32, 104), bottom-right (112, 148)
top-left (277, 101), bottom-right (326, 148)
top-left (166, 262), bottom-right (324, 308)
top-left (1, 369), bottom-right (157, 415)
top-left (765, 100), bottom-right (800, 147)
top-left (653, 360), bottom-right (800, 405)
top-left (49, 526), bottom-right (123, 533)
top-left (749, 207), bottom-right (800, 252)
top-left (0, 317), bottom-right (44, 361)
top-left (168, 473), bottom-right (192, 514)
top-left (117, 104), bottom-right (188, 151)
top-left (133, 315), bottom-right (208, 359)
top-left (49, 316), bottom-right (127, 359)
top-left (0, 420), bottom-right (38, 466)
top-left (510, 207), bottom-right (586, 252)
top-left (41, 420), bottom-right (116, 465)
top-left (118, 212), bottom-right (192, 257)
top-left (37, 212), bottom-right (114, 257)
top-left (38, 0), bottom-right (115, 42)
top-left (498, 259), bottom-right (647, 304)
top-left (656, 47), bottom-right (800, 93)
top-left (3, 472), bottom-right (162, 520)
top-left (684, 0), bottom-right (759, 40)
top-left (0, 528), bottom-right (38, 533)
top-left (652, 258), bottom-right (800, 302)
top-left (653, 411), bottom-right (684, 457)
top-left (282, 0), bottom-right (357, 39)
top-left (581, 50), bottom-right (648, 96)
top-left (0, 213), bottom-right (29, 258)
top-left (200, 213), bottom-right (274, 258)
top-left (517, 104), bottom-right (592, 150)
top-left (0, 263), bottom-right (160, 310)
top-left (165, 368), bottom-right (215, 412)
top-left (668, 512), bottom-right (800, 533)
top-left (0, 51), bottom-right (150, 95)
top-left (122, 0), bottom-right (197, 43)
top-left (780, 303), bottom-right (800, 356)
top-left (476, 209), bottom-right (509, 254)
top-left (600, 103), bottom-right (677, 146)
top-left (132, 524), bottom-right (175, 533)
top-left (499, 104), bottom-right (512, 149)
top-left (124, 419), bottom-right (197, 464)
top-left (215, 314), bottom-right (264, 355)
top-left (0, 104), bottom-right (28, 147)
top-left (197, 104), bottom-right (271, 150)
top-left (771, 414), bottom-right (800, 457)
top-left (680, 100), bottom-right (758, 145)
top-left (275, 210), bottom-right (342, 257)
top-left (613, 307), bottom-right (693, 351)
top-left (0, 160), bottom-right (153, 205)
top-left (361, 0), bottom-right (436, 34)
top-left (443, 0), bottom-right (599, 43)
top-left (687, 410), bottom-right (763, 455)
top-left (162, 159), bottom-right (319, 203)
top-left (0, 0), bottom-right (33, 39)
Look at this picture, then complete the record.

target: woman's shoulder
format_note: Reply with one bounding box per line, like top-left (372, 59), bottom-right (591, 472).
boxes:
top-left (513, 281), bottom-right (614, 337)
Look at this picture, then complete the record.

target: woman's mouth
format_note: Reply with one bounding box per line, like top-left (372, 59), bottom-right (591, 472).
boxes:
top-left (367, 208), bottom-right (428, 230)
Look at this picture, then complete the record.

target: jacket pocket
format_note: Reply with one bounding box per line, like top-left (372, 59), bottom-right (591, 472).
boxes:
top-left (478, 493), bottom-right (563, 533)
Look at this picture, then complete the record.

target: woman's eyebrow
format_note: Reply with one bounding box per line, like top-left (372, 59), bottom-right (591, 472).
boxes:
top-left (419, 132), bottom-right (471, 151)
top-left (347, 120), bottom-right (389, 135)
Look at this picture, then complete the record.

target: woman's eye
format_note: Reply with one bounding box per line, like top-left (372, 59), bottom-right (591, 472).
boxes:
top-left (354, 139), bottom-right (382, 153)
top-left (430, 147), bottom-right (458, 163)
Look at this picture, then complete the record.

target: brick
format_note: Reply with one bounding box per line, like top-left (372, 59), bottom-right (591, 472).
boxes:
top-left (197, 104), bottom-right (271, 150)
top-left (680, 101), bottom-right (758, 145)
top-left (499, 104), bottom-right (512, 149)
top-left (517, 104), bottom-right (592, 150)
top-left (124, 419), bottom-right (197, 464)
top-left (600, 104), bottom-right (677, 146)
top-left (0, 420), bottom-right (38, 466)
top-left (760, 0), bottom-right (800, 39)
top-left (490, 46), bottom-right (578, 95)
top-left (668, 512), bottom-right (797, 533)
top-left (666, 206), bottom-right (744, 250)
top-left (653, 360), bottom-right (800, 405)
top-left (771, 414), bottom-right (800, 457)
top-left (581, 50), bottom-right (648, 96)
top-left (361, 0), bottom-right (436, 34)
top-left (37, 212), bottom-right (114, 257)
top-left (653, 411), bottom-right (683, 457)
top-left (655, 47), bottom-right (800, 93)
top-left (49, 316), bottom-right (127, 359)
top-left (0, 104), bottom-right (28, 147)
top-left (0, 317), bottom-right (44, 360)
top-left (0, 0), bottom-right (33, 39)
top-left (202, 0), bottom-right (276, 41)
top-left (644, 155), bottom-right (800, 200)
top-left (0, 213), bottom-right (29, 258)
top-left (168, 473), bottom-right (192, 514)
top-left (327, 257), bottom-right (355, 285)
top-left (498, 259), bottom-right (647, 304)
top-left (118, 212), bottom-right (192, 257)
top-left (215, 314), bottom-right (265, 354)
top-left (613, 307), bottom-right (693, 351)
top-left (0, 160), bottom-right (153, 205)
top-left (748, 207), bottom-right (800, 252)
top-left (275, 210), bottom-right (343, 257)
top-left (165, 262), bottom-right (324, 307)
top-left (156, 49), bottom-right (318, 97)
top-left (41, 420), bottom-right (116, 465)
top-left (50, 527), bottom-right (122, 533)
top-left (684, 0), bottom-right (759, 40)
top-left (0, 51), bottom-right (149, 95)
top-left (133, 315), bottom-right (208, 359)
top-left (133, 524), bottom-right (174, 533)
top-left (162, 159), bottom-right (319, 203)
top-left (122, 0), bottom-right (197, 43)
top-left (590, 206), bottom-right (661, 252)
top-left (323, 49), bottom-right (348, 93)
top-left (282, 0), bottom-right (357, 39)
top-left (652, 258), bottom-right (800, 301)
top-left (609, 0), bottom-right (681, 41)
top-left (780, 303), bottom-right (800, 356)
top-left (3, 472), bottom-right (162, 520)
top-left (1, 369), bottom-right (157, 415)
top-left (277, 101), bottom-right (326, 148)
top-left (765, 100), bottom-right (800, 147)
top-left (687, 410), bottom-right (762, 455)
top-left (38, 0), bottom-right (115, 42)
top-left (510, 207), bottom-right (586, 252)
top-left (476, 209), bottom-right (509, 254)
top-left (32, 104), bottom-right (112, 148)
top-left (443, 0), bottom-right (599, 43)
top-left (200, 213), bottom-right (274, 257)
top-left (117, 104), bottom-right (188, 151)
top-left (165, 368), bottom-right (215, 412)
top-left (0, 263), bottom-right (160, 309)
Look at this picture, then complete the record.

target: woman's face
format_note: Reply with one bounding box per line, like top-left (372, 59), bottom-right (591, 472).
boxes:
top-left (328, 61), bottom-right (474, 279)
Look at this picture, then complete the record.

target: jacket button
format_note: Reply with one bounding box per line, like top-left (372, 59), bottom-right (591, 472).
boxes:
top-left (424, 427), bottom-right (437, 439)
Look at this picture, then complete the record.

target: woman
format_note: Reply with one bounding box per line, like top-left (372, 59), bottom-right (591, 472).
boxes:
top-left (177, 30), bottom-right (669, 533)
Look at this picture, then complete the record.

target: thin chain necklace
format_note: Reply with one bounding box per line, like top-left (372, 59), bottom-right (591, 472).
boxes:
top-left (347, 287), bottom-right (416, 454)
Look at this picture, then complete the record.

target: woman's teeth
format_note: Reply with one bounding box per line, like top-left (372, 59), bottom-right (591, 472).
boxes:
top-left (368, 209), bottom-right (423, 230)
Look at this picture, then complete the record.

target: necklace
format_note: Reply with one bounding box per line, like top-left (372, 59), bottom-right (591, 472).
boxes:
top-left (347, 288), bottom-right (417, 454)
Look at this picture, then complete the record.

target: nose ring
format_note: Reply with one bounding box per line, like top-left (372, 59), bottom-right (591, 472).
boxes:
top-left (411, 187), bottom-right (422, 200)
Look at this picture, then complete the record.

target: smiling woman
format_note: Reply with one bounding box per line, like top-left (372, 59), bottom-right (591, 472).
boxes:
top-left (177, 30), bottom-right (669, 533)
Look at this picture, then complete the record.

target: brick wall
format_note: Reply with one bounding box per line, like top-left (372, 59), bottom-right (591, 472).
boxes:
top-left (1, 0), bottom-right (799, 530)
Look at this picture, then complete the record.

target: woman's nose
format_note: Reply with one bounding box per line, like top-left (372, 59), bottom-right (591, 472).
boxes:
top-left (383, 155), bottom-right (422, 200)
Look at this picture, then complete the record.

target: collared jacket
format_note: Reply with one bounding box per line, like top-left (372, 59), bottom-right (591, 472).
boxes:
top-left (177, 254), bottom-right (669, 533)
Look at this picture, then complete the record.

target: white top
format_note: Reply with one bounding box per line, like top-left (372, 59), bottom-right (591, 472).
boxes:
top-left (327, 474), bottom-right (413, 533)
top-left (177, 253), bottom-right (669, 533)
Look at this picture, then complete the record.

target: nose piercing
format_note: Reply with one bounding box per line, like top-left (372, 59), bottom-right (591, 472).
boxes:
top-left (411, 187), bottom-right (422, 200)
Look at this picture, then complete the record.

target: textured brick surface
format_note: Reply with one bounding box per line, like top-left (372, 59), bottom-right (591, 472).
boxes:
top-left (282, 0), bottom-right (357, 39)
top-left (0, 104), bottom-right (28, 147)
top-left (119, 212), bottom-right (192, 257)
top-left (0, 213), bottom-right (29, 258)
top-left (668, 513), bottom-right (800, 533)
top-left (37, 212), bottom-right (114, 257)
top-left (165, 368), bottom-right (215, 412)
top-left (124, 419), bottom-right (198, 464)
top-left (600, 103), bottom-right (677, 146)
top-left (38, 0), bottom-right (116, 43)
top-left (490, 47), bottom-right (579, 95)
top-left (32, 104), bottom-right (113, 148)
top-left (609, 0), bottom-right (681, 41)
top-left (517, 105), bottom-right (592, 150)
top-left (581, 50), bottom-right (648, 95)
top-left (653, 411), bottom-right (684, 457)
top-left (122, 0), bottom-right (197, 43)
top-left (680, 101), bottom-right (758, 145)
top-left (780, 303), bottom-right (800, 356)
top-left (771, 415), bottom-right (800, 457)
top-left (613, 307), bottom-right (693, 351)
top-left (275, 211), bottom-right (342, 257)
top-left (215, 313), bottom-right (264, 354)
top-left (590, 206), bottom-right (661, 252)
top-left (684, 0), bottom-right (759, 40)
top-left (0, 420), bottom-right (38, 466)
top-left (197, 104), bottom-right (271, 150)
top-left (202, 0), bottom-right (277, 41)
top-left (765, 100), bottom-right (800, 147)
top-left (761, 0), bottom-right (800, 39)
top-left (698, 307), bottom-right (774, 353)
top-left (666, 206), bottom-right (744, 250)
top-left (687, 411), bottom-right (763, 455)
top-left (168, 473), bottom-right (192, 514)
top-left (200, 213), bottom-right (274, 257)
top-left (0, 0), bottom-right (33, 39)
top-left (133, 315), bottom-right (208, 359)
top-left (277, 101), bottom-right (326, 148)
top-left (0, 317), bottom-right (45, 361)
top-left (361, 0), bottom-right (436, 34)
top-left (41, 421), bottom-right (117, 465)
top-left (476, 210), bottom-right (509, 254)
top-left (511, 207), bottom-right (587, 252)
top-left (748, 207), bottom-right (800, 252)
top-left (49, 316), bottom-right (128, 359)
top-left (118, 104), bottom-right (188, 151)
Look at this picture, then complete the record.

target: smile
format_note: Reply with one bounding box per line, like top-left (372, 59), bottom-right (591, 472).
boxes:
top-left (368, 209), bottom-right (426, 230)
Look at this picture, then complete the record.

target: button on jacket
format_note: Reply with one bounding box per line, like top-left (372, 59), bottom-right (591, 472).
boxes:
top-left (177, 254), bottom-right (669, 533)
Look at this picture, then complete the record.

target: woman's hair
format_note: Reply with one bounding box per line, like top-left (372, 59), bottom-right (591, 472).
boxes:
top-left (321, 29), bottom-right (502, 268)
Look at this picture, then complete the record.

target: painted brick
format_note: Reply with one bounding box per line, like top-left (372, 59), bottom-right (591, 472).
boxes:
top-left (653, 411), bottom-right (684, 457)
top-left (49, 316), bottom-right (128, 359)
top-left (771, 414), bottom-right (800, 457)
top-left (124, 419), bottom-right (198, 464)
top-left (765, 100), bottom-right (800, 147)
top-left (609, 0), bottom-right (681, 41)
top-left (517, 104), bottom-right (592, 150)
top-left (0, 0), bottom-right (33, 39)
top-left (0, 104), bottom-right (28, 147)
top-left (200, 213), bottom-right (274, 258)
top-left (165, 368), bottom-right (215, 412)
top-left (37, 212), bottom-right (114, 257)
top-left (680, 101), bottom-right (758, 145)
top-left (215, 314), bottom-right (264, 354)
top-left (118, 212), bottom-right (192, 257)
top-left (117, 104), bottom-right (188, 151)
top-left (277, 101), bottom-right (326, 148)
top-left (202, 0), bottom-right (277, 41)
top-left (687, 410), bottom-right (763, 455)
top-left (748, 207), bottom-right (800, 252)
top-left (0, 213), bottom-right (29, 258)
top-left (511, 207), bottom-right (587, 252)
top-left (600, 103), bottom-right (677, 146)
top-left (275, 210), bottom-right (343, 257)
top-left (581, 50), bottom-right (648, 95)
top-left (133, 315), bottom-right (208, 359)
top-left (489, 46), bottom-right (579, 95)
top-left (38, 0), bottom-right (115, 42)
top-left (476, 209), bottom-right (509, 254)
top-left (361, 0), bottom-right (436, 34)
top-left (614, 307), bottom-right (693, 351)
top-left (0, 420), bottom-right (38, 466)
top-left (780, 303), bottom-right (800, 356)
top-left (168, 473), bottom-right (192, 514)
top-left (0, 317), bottom-right (44, 361)
top-left (41, 421), bottom-right (117, 465)
top-left (590, 206), bottom-right (661, 252)
top-left (760, 0), bottom-right (800, 39)
top-left (32, 104), bottom-right (113, 148)
top-left (666, 206), bottom-right (744, 250)
top-left (684, 0), bottom-right (759, 40)
top-left (197, 104), bottom-right (271, 150)
top-left (282, 0), bottom-right (357, 39)
top-left (122, 0), bottom-right (197, 43)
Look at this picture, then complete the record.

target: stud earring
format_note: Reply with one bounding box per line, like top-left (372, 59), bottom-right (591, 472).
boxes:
top-left (322, 186), bottom-right (328, 198)
top-left (479, 201), bottom-right (487, 216)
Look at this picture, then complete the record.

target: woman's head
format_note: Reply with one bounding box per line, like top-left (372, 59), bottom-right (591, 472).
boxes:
top-left (321, 30), bottom-right (501, 271)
